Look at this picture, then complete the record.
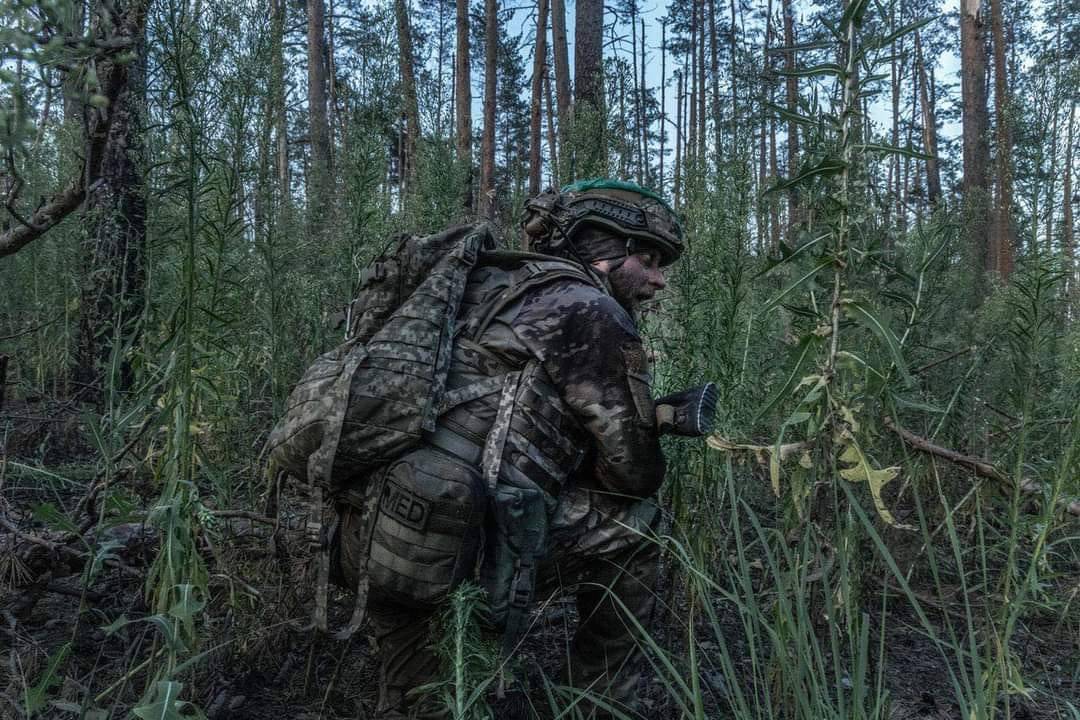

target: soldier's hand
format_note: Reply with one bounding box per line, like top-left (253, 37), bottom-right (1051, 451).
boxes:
top-left (655, 383), bottom-right (719, 437)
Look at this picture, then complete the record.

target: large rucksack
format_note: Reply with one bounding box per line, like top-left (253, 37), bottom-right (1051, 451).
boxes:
top-left (266, 224), bottom-right (597, 641)
top-left (266, 223), bottom-right (496, 637)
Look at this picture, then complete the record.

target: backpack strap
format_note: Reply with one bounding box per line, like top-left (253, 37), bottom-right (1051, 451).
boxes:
top-left (462, 260), bottom-right (597, 343)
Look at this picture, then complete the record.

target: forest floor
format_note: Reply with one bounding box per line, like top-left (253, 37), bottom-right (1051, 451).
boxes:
top-left (2, 403), bottom-right (1078, 719)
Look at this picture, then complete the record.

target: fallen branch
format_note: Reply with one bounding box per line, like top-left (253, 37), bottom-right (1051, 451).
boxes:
top-left (883, 417), bottom-right (1080, 518)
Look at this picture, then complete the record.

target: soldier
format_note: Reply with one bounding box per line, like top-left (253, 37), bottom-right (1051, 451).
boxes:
top-left (336, 179), bottom-right (717, 719)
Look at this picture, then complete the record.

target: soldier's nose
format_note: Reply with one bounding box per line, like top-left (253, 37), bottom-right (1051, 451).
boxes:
top-left (649, 268), bottom-right (666, 290)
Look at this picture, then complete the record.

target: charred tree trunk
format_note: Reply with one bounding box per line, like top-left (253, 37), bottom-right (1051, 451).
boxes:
top-left (990, 0), bottom-right (1013, 278)
top-left (73, 0), bottom-right (149, 402)
top-left (528, 0), bottom-right (550, 200)
top-left (480, 0), bottom-right (498, 218)
top-left (455, 0), bottom-right (473, 211)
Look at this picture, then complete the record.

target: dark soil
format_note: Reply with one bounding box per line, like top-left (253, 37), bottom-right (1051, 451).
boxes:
top-left (2, 408), bottom-right (1078, 719)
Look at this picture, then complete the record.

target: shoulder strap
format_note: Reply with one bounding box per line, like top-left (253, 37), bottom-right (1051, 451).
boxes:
top-left (462, 260), bottom-right (597, 342)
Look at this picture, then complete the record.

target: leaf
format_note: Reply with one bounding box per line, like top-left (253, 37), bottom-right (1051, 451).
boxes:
top-left (842, 299), bottom-right (913, 384)
top-left (870, 16), bottom-right (936, 52)
top-left (755, 231), bottom-right (830, 278)
top-left (767, 157), bottom-right (847, 194)
top-left (754, 335), bottom-right (823, 422)
top-left (858, 142), bottom-right (933, 161)
top-left (763, 258), bottom-right (833, 313)
top-left (23, 642), bottom-right (70, 715)
top-left (770, 448), bottom-right (781, 498)
top-left (837, 439), bottom-right (911, 529)
top-left (168, 584), bottom-right (206, 641)
top-left (764, 102), bottom-right (833, 128)
top-left (767, 40), bottom-right (836, 54)
top-left (133, 681), bottom-right (205, 720)
top-left (772, 63), bottom-right (846, 79)
top-left (31, 503), bottom-right (78, 533)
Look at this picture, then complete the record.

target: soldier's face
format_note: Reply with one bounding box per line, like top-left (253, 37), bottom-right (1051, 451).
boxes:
top-left (605, 249), bottom-right (667, 312)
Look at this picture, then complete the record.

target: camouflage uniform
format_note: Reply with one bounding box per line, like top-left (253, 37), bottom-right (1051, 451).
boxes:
top-left (339, 269), bottom-right (666, 719)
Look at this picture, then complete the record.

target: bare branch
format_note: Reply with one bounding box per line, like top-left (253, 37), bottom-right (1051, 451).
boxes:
top-left (884, 416), bottom-right (1080, 518)
top-left (0, 181), bottom-right (87, 258)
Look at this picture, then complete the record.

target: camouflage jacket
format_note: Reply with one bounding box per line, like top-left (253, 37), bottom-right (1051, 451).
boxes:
top-left (434, 256), bottom-right (666, 499)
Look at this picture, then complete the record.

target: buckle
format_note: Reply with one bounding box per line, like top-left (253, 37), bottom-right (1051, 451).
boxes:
top-left (508, 559), bottom-right (534, 609)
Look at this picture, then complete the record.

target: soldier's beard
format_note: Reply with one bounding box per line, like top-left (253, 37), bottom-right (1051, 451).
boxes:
top-left (607, 262), bottom-right (655, 316)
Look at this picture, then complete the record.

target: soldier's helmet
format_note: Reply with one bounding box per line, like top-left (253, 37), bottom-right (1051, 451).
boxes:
top-left (522, 178), bottom-right (684, 267)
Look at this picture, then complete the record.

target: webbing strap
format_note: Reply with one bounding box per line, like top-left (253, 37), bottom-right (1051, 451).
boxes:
top-left (482, 369), bottom-right (525, 492)
top-left (426, 426), bottom-right (483, 466)
top-left (436, 375), bottom-right (506, 415)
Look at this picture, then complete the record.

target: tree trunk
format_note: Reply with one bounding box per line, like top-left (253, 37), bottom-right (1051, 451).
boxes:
top-left (528, 0), bottom-right (550, 199)
top-left (455, 0), bottom-right (473, 211)
top-left (688, 8), bottom-right (697, 172)
top-left (990, 0), bottom-right (1013, 279)
top-left (709, 0), bottom-right (720, 161)
top-left (307, 0), bottom-right (332, 223)
top-left (960, 0), bottom-right (990, 284)
top-left (915, 33), bottom-right (941, 208)
top-left (888, 3), bottom-right (900, 231)
top-left (659, 20), bottom-right (667, 193)
top-left (759, 0), bottom-right (773, 253)
top-left (783, 0), bottom-right (800, 239)
top-left (674, 69), bottom-right (683, 207)
top-left (1063, 100), bottom-right (1075, 306)
top-left (728, 0), bottom-right (738, 144)
top-left (550, 0), bottom-right (572, 183)
top-left (480, 0), bottom-right (497, 218)
top-left (630, 6), bottom-right (643, 185)
top-left (271, 0), bottom-right (290, 208)
top-left (73, 0), bottom-right (149, 401)
top-left (697, 0), bottom-right (706, 163)
top-left (640, 18), bottom-right (649, 187)
top-left (573, 0), bottom-right (604, 178)
top-left (394, 0), bottom-right (421, 204)
top-left (544, 56), bottom-right (559, 188)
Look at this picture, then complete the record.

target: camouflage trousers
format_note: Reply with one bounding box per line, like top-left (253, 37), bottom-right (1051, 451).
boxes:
top-left (341, 487), bottom-right (661, 720)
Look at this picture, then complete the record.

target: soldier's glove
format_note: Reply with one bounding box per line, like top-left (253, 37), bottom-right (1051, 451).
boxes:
top-left (655, 383), bottom-right (719, 437)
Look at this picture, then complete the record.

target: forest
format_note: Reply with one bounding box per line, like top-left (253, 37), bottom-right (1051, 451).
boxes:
top-left (0, 0), bottom-right (1078, 716)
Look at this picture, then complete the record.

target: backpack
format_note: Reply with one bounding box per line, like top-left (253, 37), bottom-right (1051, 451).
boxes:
top-left (265, 223), bottom-right (496, 637)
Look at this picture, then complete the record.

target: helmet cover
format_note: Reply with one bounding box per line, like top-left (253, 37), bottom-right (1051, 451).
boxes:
top-left (522, 178), bottom-right (684, 266)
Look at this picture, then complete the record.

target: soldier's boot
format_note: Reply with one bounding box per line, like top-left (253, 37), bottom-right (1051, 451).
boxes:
top-left (562, 532), bottom-right (661, 719)
top-left (367, 602), bottom-right (446, 720)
